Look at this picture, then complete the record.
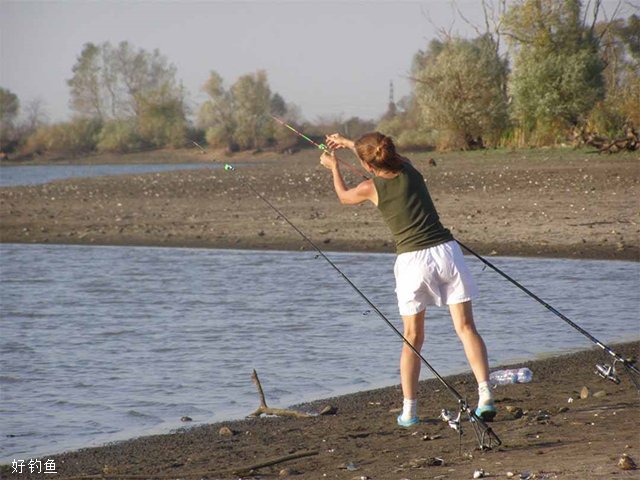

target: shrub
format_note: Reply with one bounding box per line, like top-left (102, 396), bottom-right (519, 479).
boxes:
top-left (97, 119), bottom-right (143, 153)
top-left (23, 118), bottom-right (101, 155)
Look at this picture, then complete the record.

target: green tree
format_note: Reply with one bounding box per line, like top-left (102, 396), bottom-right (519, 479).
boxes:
top-left (412, 35), bottom-right (509, 149)
top-left (270, 93), bottom-right (287, 116)
top-left (198, 70), bottom-right (291, 151)
top-left (592, 14), bottom-right (640, 133)
top-left (504, 0), bottom-right (606, 143)
top-left (107, 41), bottom-right (179, 118)
top-left (377, 94), bottom-right (436, 151)
top-left (197, 71), bottom-right (238, 151)
top-left (231, 70), bottom-right (272, 150)
top-left (96, 119), bottom-right (142, 153)
top-left (67, 43), bottom-right (104, 119)
top-left (0, 87), bottom-right (20, 146)
top-left (136, 83), bottom-right (188, 148)
top-left (67, 41), bottom-right (186, 149)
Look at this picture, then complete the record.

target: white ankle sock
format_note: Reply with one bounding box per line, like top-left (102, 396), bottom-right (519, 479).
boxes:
top-left (401, 398), bottom-right (417, 420)
top-left (478, 381), bottom-right (493, 407)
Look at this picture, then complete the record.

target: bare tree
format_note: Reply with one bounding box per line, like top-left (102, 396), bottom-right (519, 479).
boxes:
top-left (22, 98), bottom-right (48, 133)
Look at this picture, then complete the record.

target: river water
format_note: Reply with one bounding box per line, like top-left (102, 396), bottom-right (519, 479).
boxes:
top-left (0, 163), bottom-right (221, 187)
top-left (0, 244), bottom-right (638, 462)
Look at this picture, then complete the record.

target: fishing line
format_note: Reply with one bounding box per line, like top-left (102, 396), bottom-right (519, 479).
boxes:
top-left (270, 114), bottom-right (329, 152)
top-left (457, 240), bottom-right (640, 389)
top-left (269, 114), bottom-right (369, 180)
top-left (224, 163), bottom-right (501, 450)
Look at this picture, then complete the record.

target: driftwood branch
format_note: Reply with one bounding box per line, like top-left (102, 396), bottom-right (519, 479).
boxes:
top-left (253, 368), bottom-right (268, 408)
top-left (231, 449), bottom-right (320, 475)
top-left (248, 369), bottom-right (313, 418)
top-left (64, 450), bottom-right (320, 479)
top-left (573, 124), bottom-right (639, 153)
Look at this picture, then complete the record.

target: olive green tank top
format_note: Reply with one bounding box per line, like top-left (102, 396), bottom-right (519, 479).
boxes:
top-left (373, 162), bottom-right (453, 254)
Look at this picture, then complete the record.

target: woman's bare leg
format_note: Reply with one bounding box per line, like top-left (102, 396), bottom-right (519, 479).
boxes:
top-left (397, 310), bottom-right (426, 424)
top-left (449, 300), bottom-right (495, 419)
top-left (400, 310), bottom-right (426, 400)
top-left (449, 300), bottom-right (489, 383)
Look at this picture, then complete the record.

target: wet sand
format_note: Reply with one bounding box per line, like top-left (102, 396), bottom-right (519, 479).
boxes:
top-left (1, 148), bottom-right (639, 478)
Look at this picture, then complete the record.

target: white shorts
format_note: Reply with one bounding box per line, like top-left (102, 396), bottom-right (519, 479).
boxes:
top-left (394, 240), bottom-right (478, 315)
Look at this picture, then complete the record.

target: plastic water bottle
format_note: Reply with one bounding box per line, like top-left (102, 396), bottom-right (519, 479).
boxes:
top-left (489, 367), bottom-right (533, 385)
top-left (516, 367), bottom-right (533, 383)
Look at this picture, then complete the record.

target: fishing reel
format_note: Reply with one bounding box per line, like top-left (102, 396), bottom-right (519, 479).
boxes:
top-left (441, 408), bottom-right (462, 433)
top-left (440, 400), bottom-right (501, 451)
top-left (595, 360), bottom-right (621, 384)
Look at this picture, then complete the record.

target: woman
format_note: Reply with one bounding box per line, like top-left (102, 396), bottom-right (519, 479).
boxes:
top-left (320, 132), bottom-right (496, 426)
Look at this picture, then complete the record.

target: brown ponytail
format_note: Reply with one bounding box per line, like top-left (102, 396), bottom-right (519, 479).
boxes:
top-left (354, 132), bottom-right (403, 173)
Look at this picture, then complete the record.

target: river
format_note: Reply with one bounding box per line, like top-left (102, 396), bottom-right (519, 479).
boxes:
top-left (1, 244), bottom-right (638, 462)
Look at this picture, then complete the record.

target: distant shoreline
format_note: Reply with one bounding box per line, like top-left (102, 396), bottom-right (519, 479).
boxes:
top-left (0, 146), bottom-right (271, 166)
top-left (1, 236), bottom-right (636, 262)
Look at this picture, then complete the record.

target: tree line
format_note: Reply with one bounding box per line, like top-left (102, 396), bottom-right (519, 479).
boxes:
top-left (380, 1), bottom-right (638, 150)
top-left (1, 0), bottom-right (638, 157)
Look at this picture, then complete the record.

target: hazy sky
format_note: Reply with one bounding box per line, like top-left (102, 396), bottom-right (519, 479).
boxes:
top-left (0, 0), bottom-right (632, 123)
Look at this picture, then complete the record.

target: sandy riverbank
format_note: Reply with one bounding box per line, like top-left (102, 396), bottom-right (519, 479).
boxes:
top-left (1, 342), bottom-right (638, 479)
top-left (1, 147), bottom-right (639, 260)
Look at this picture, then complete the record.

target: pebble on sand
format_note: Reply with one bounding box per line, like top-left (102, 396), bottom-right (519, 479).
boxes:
top-left (580, 386), bottom-right (590, 399)
top-left (618, 453), bottom-right (637, 470)
top-left (505, 405), bottom-right (524, 419)
top-left (319, 405), bottom-right (338, 415)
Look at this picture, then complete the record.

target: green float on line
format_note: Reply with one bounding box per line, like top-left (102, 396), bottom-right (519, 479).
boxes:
top-left (224, 164), bottom-right (235, 171)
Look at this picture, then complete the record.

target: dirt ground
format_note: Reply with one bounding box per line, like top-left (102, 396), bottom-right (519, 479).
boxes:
top-left (1, 343), bottom-right (639, 479)
top-left (0, 147), bottom-right (639, 479)
top-left (0, 147), bottom-right (638, 260)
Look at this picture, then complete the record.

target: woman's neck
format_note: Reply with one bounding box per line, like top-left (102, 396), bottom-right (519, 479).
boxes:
top-left (374, 168), bottom-right (400, 179)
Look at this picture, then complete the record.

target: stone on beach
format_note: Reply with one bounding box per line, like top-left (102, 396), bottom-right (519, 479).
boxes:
top-left (580, 386), bottom-right (590, 399)
top-left (618, 454), bottom-right (637, 470)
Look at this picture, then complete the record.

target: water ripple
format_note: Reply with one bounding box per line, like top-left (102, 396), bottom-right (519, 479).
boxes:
top-left (0, 244), bottom-right (638, 462)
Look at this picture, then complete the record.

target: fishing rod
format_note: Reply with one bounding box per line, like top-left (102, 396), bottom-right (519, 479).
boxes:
top-left (191, 140), bottom-right (207, 152)
top-left (211, 119), bottom-right (636, 389)
top-left (223, 162), bottom-right (501, 450)
top-left (269, 114), bottom-right (369, 180)
top-left (457, 240), bottom-right (640, 390)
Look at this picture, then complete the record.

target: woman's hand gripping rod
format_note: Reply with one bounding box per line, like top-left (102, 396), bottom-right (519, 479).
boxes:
top-left (269, 115), bottom-right (369, 180)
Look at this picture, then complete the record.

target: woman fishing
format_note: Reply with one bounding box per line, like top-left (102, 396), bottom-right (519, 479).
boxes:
top-left (320, 132), bottom-right (496, 426)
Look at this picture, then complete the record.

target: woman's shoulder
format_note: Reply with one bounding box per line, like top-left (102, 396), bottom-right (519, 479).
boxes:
top-left (401, 160), bottom-right (427, 182)
top-left (398, 155), bottom-right (413, 166)
top-left (400, 158), bottom-right (420, 174)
